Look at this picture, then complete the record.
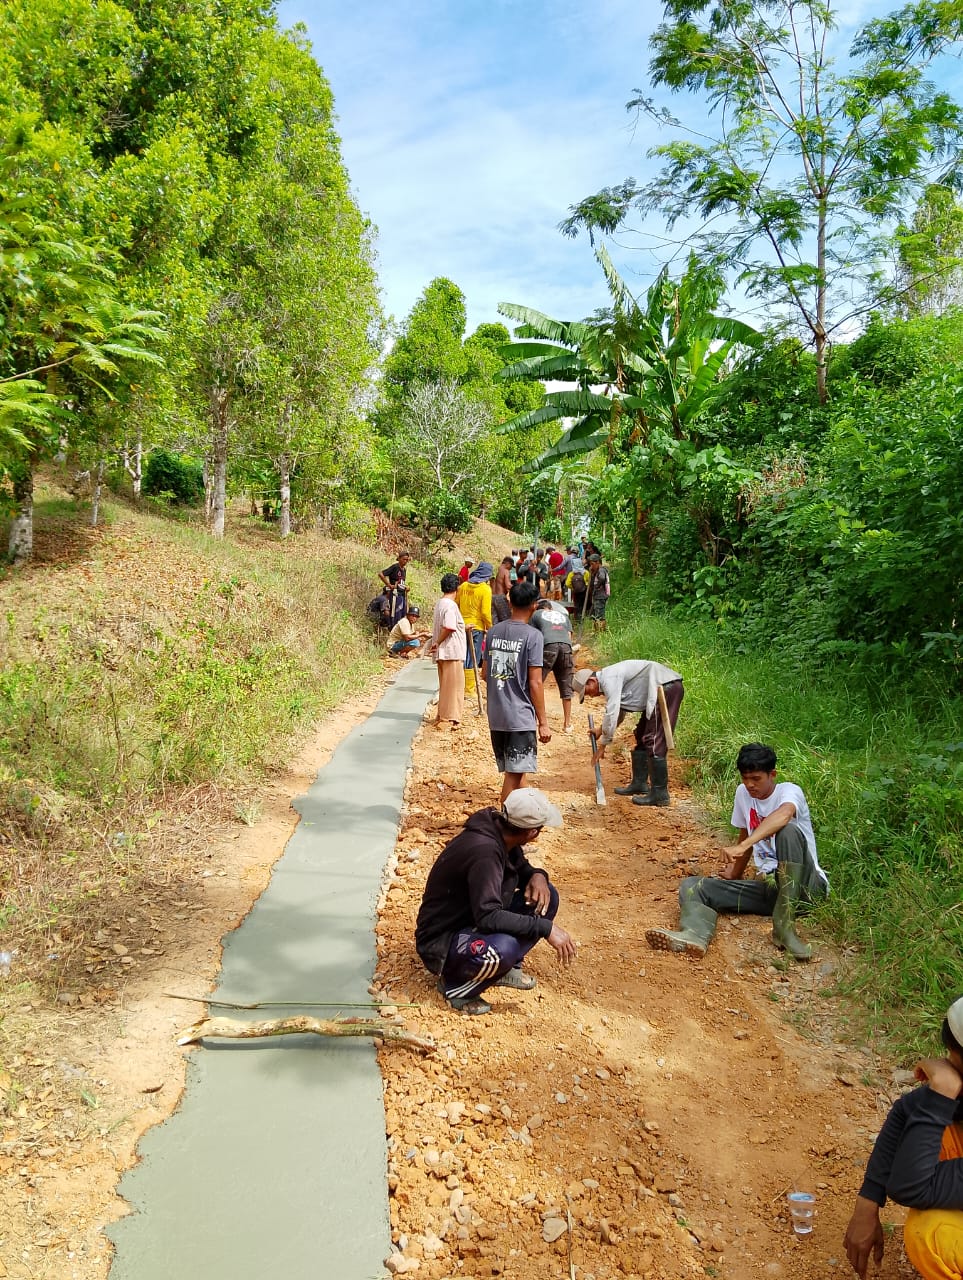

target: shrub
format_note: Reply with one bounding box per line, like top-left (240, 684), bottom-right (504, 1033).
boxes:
top-left (142, 450), bottom-right (204, 505)
top-left (330, 499), bottom-right (378, 544)
top-left (421, 490), bottom-right (473, 536)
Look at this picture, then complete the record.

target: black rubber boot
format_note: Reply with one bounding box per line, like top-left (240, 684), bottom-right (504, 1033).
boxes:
top-left (615, 750), bottom-right (651, 797)
top-left (632, 755), bottom-right (669, 806)
top-left (645, 897), bottom-right (717, 959)
top-left (772, 862), bottom-right (813, 961)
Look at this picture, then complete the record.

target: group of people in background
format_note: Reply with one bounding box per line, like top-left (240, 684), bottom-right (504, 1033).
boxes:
top-left (367, 539), bottom-right (610, 721)
top-left (488, 541), bottom-right (611, 628)
top-left (426, 543), bottom-right (601, 732)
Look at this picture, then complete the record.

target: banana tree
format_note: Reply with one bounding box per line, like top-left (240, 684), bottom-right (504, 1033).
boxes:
top-left (524, 457), bottom-right (595, 542)
top-left (497, 249), bottom-right (759, 568)
top-left (498, 248), bottom-right (757, 466)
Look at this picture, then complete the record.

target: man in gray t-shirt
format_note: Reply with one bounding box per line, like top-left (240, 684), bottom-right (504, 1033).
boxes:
top-left (484, 581), bottom-right (550, 801)
top-left (530, 600), bottom-right (575, 733)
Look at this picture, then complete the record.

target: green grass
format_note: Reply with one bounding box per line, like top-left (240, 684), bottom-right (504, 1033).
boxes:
top-left (598, 577), bottom-right (963, 1058)
top-left (0, 492), bottom-right (391, 977)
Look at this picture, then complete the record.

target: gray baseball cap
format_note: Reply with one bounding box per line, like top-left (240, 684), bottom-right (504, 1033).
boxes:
top-left (573, 669), bottom-right (596, 703)
top-left (501, 789), bottom-right (563, 829)
top-left (949, 995), bottom-right (963, 1044)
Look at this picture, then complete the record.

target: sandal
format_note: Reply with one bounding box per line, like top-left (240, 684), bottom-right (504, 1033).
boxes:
top-left (437, 979), bottom-right (491, 1015)
top-left (494, 967), bottom-right (536, 990)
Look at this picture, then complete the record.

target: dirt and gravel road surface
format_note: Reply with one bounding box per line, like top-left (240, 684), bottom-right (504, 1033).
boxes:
top-left (372, 662), bottom-right (914, 1280)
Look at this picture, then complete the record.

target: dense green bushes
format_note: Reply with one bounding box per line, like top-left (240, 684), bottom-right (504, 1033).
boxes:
top-left (643, 313), bottom-right (963, 667)
top-left (142, 450), bottom-right (204, 505)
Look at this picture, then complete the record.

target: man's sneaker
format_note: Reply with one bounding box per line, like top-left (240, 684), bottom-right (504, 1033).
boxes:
top-left (437, 979), bottom-right (491, 1015)
top-left (493, 967), bottom-right (537, 990)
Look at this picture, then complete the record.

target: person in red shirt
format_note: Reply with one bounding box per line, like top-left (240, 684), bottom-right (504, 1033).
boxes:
top-left (458, 556), bottom-right (474, 583)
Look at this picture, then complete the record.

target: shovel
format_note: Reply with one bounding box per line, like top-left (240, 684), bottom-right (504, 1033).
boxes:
top-left (587, 713), bottom-right (606, 806)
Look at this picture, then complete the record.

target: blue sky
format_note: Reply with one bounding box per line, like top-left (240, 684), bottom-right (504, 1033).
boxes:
top-left (275, 0), bottom-right (666, 334)
top-left (275, 1), bottom-right (960, 341)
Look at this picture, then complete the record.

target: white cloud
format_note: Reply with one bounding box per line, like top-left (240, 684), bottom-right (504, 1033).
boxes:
top-left (279, 0), bottom-right (962, 342)
top-left (279, 0), bottom-right (658, 331)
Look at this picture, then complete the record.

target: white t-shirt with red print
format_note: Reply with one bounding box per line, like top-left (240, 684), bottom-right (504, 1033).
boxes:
top-left (730, 781), bottom-right (828, 886)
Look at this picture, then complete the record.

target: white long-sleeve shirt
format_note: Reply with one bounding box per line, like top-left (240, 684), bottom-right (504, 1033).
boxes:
top-left (596, 660), bottom-right (682, 744)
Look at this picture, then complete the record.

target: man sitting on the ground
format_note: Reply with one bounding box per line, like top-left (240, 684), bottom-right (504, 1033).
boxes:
top-left (843, 994), bottom-right (963, 1280)
top-left (367, 591), bottom-right (392, 629)
top-left (645, 742), bottom-right (829, 961)
top-left (386, 605), bottom-right (428, 658)
top-left (415, 788), bottom-right (578, 1015)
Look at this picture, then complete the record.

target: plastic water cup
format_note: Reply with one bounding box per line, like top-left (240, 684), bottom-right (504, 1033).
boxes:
top-left (787, 1190), bottom-right (816, 1235)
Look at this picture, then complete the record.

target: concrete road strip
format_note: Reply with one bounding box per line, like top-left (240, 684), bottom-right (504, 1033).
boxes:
top-left (108, 661), bottom-right (437, 1279)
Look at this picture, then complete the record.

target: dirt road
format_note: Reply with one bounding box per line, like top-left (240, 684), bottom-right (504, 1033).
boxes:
top-left (373, 668), bottom-right (913, 1280)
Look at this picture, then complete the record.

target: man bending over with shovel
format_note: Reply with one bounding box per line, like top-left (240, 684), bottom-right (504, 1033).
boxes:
top-left (645, 742), bottom-right (829, 961)
top-left (573, 659), bottom-right (684, 807)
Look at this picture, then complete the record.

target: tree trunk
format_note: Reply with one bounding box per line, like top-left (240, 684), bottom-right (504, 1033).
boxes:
top-left (123, 428), bottom-right (143, 499)
top-left (8, 464), bottom-right (33, 563)
top-left (631, 498), bottom-right (643, 577)
top-left (131, 429), bottom-right (142, 499)
top-left (814, 328), bottom-right (828, 404)
top-left (815, 198), bottom-right (829, 404)
top-left (177, 1014), bottom-right (435, 1054)
top-left (209, 386), bottom-right (229, 538)
top-left (90, 457), bottom-right (106, 527)
top-left (278, 453), bottom-right (291, 539)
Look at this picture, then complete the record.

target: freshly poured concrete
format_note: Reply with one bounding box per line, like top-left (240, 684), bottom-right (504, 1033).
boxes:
top-left (108, 661), bottom-right (438, 1279)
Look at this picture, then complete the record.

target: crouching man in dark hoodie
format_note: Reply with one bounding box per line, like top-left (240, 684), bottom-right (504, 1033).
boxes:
top-left (415, 788), bottom-right (578, 1015)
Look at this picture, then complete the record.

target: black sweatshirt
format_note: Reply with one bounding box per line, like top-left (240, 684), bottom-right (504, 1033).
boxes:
top-left (414, 808), bottom-right (553, 972)
top-left (859, 1085), bottom-right (963, 1209)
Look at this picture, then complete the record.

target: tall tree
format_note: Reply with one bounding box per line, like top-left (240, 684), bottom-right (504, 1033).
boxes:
top-left (391, 379), bottom-right (491, 496)
top-left (1, 0), bottom-right (378, 549)
top-left (231, 26), bottom-right (379, 538)
top-left (0, 127), bottom-right (163, 560)
top-left (895, 183), bottom-right (963, 316)
top-left (498, 249), bottom-right (758, 566)
top-left (562, 0), bottom-right (963, 402)
top-left (378, 278), bottom-right (469, 426)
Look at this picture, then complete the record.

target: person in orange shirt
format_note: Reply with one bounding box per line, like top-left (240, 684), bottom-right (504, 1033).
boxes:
top-left (844, 994), bottom-right (963, 1280)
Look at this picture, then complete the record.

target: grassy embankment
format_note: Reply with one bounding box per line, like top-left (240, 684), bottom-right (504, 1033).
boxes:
top-left (0, 482), bottom-right (445, 985)
top-left (596, 578), bottom-right (963, 1058)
